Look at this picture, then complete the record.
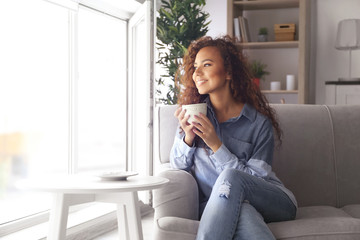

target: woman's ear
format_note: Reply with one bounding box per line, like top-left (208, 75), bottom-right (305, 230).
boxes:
top-left (226, 72), bottom-right (232, 81)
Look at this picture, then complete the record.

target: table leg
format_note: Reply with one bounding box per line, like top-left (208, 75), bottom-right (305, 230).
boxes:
top-left (48, 193), bottom-right (95, 240)
top-left (116, 192), bottom-right (143, 240)
top-left (48, 193), bottom-right (70, 240)
top-left (117, 204), bottom-right (129, 239)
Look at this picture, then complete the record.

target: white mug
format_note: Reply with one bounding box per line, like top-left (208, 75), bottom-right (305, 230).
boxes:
top-left (182, 103), bottom-right (207, 124)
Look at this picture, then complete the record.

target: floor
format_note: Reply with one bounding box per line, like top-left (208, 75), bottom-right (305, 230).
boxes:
top-left (93, 212), bottom-right (154, 240)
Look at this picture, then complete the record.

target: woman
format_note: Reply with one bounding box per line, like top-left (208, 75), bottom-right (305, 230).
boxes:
top-left (170, 35), bottom-right (297, 240)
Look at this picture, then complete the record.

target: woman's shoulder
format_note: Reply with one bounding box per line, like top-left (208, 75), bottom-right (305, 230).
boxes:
top-left (245, 104), bottom-right (272, 127)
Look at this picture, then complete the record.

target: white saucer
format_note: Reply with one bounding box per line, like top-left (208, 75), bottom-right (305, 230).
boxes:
top-left (98, 171), bottom-right (138, 181)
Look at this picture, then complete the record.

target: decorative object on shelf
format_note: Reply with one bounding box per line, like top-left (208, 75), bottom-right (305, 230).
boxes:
top-left (270, 81), bottom-right (281, 91)
top-left (335, 19), bottom-right (360, 81)
top-left (274, 23), bottom-right (295, 41)
top-left (156, 0), bottom-right (210, 104)
top-left (257, 27), bottom-right (268, 42)
top-left (286, 74), bottom-right (296, 90)
top-left (250, 60), bottom-right (269, 88)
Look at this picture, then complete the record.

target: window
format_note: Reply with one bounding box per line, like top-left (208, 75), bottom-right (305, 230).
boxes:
top-left (0, 0), bottom-right (153, 234)
top-left (0, 0), bottom-right (69, 225)
top-left (128, 1), bottom-right (154, 202)
top-left (77, 7), bottom-right (127, 173)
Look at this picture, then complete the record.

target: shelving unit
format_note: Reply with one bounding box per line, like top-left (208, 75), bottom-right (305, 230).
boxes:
top-left (227, 0), bottom-right (311, 104)
top-left (233, 0), bottom-right (298, 11)
top-left (262, 90), bottom-right (298, 94)
top-left (240, 41), bottom-right (298, 49)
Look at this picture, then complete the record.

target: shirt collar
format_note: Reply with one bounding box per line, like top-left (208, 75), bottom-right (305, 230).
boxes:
top-left (240, 103), bottom-right (257, 122)
top-left (204, 96), bottom-right (257, 123)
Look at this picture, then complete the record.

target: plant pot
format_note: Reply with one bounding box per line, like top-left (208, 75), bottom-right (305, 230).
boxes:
top-left (253, 78), bottom-right (260, 88)
top-left (258, 34), bottom-right (268, 42)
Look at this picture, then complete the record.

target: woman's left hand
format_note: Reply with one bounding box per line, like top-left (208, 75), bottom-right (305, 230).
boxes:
top-left (192, 113), bottom-right (222, 152)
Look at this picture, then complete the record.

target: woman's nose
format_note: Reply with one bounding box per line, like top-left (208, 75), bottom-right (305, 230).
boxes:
top-left (194, 67), bottom-right (202, 76)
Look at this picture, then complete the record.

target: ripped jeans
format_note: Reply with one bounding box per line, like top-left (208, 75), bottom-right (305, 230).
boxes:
top-left (196, 168), bottom-right (296, 240)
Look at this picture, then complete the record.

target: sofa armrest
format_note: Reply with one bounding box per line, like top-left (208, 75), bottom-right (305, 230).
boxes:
top-left (153, 169), bottom-right (199, 221)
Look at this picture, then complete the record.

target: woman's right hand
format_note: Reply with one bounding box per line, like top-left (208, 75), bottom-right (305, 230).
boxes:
top-left (174, 106), bottom-right (196, 146)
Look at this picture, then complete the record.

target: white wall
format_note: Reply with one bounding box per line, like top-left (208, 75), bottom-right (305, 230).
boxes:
top-left (203, 0), bottom-right (228, 38)
top-left (314, 0), bottom-right (360, 104)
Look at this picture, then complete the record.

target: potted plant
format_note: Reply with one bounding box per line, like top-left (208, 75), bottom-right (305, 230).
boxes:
top-left (156, 0), bottom-right (210, 105)
top-left (250, 60), bottom-right (270, 88)
top-left (257, 27), bottom-right (268, 42)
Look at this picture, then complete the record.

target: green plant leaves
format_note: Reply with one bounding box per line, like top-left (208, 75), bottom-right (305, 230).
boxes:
top-left (156, 0), bottom-right (210, 104)
top-left (250, 60), bottom-right (270, 80)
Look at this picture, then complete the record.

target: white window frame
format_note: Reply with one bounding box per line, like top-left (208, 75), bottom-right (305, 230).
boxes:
top-left (128, 0), bottom-right (154, 175)
top-left (0, 0), bottom-right (155, 238)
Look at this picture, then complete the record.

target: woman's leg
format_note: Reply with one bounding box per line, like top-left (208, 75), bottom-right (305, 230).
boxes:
top-left (195, 168), bottom-right (296, 240)
top-left (233, 203), bottom-right (275, 240)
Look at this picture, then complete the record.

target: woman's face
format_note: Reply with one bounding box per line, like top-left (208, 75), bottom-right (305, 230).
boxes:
top-left (192, 46), bottom-right (231, 95)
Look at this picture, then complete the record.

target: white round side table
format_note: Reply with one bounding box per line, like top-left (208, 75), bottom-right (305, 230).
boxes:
top-left (18, 175), bottom-right (169, 240)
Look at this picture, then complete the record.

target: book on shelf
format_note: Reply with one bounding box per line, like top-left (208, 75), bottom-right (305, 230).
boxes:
top-left (233, 18), bottom-right (241, 42)
top-left (234, 16), bottom-right (251, 43)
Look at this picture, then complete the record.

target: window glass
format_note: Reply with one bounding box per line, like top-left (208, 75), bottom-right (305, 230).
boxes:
top-left (0, 0), bottom-right (69, 224)
top-left (77, 7), bottom-right (127, 173)
top-left (0, 0), bottom-right (150, 229)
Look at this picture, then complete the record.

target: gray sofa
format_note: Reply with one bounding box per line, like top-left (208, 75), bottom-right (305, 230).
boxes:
top-left (153, 104), bottom-right (360, 240)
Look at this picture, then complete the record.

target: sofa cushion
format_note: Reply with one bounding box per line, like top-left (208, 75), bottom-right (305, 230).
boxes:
top-left (296, 206), bottom-right (352, 219)
top-left (342, 204), bottom-right (360, 218)
top-left (267, 205), bottom-right (360, 240)
top-left (157, 216), bottom-right (199, 234)
top-left (155, 217), bottom-right (198, 240)
top-left (268, 216), bottom-right (360, 240)
top-left (156, 205), bottom-right (360, 240)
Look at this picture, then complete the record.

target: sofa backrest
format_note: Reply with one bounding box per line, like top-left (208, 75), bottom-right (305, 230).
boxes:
top-left (156, 104), bottom-right (360, 208)
top-left (157, 104), bottom-right (178, 165)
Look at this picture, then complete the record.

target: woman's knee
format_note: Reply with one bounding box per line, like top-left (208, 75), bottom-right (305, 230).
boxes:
top-left (217, 168), bottom-right (249, 184)
top-left (213, 169), bottom-right (250, 198)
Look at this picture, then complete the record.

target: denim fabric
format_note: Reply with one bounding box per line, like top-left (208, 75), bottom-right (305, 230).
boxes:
top-left (196, 168), bottom-right (296, 240)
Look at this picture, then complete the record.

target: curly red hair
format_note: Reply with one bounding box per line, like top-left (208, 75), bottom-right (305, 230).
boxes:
top-left (176, 35), bottom-right (282, 143)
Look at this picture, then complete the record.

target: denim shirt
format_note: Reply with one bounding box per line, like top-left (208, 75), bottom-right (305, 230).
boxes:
top-left (170, 98), bottom-right (297, 207)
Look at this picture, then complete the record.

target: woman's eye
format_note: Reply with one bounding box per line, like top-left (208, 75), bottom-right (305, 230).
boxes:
top-left (204, 63), bottom-right (211, 67)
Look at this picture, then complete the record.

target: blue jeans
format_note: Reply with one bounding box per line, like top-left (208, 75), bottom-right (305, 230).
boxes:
top-left (196, 168), bottom-right (296, 240)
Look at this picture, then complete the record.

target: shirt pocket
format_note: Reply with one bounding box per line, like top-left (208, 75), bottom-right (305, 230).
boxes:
top-left (225, 137), bottom-right (253, 161)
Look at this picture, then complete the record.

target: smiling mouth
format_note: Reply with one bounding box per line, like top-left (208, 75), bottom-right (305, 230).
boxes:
top-left (196, 79), bottom-right (207, 86)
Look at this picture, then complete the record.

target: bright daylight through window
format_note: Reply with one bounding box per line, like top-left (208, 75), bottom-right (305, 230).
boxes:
top-left (0, 0), bottom-right (127, 227)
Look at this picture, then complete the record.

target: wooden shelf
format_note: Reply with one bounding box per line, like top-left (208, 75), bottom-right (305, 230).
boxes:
top-left (228, 0), bottom-right (311, 103)
top-left (262, 90), bottom-right (298, 94)
top-left (236, 41), bottom-right (298, 49)
top-left (234, 0), bottom-right (299, 10)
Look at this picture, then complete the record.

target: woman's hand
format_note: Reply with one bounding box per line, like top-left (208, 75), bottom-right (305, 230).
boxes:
top-left (174, 106), bottom-right (196, 147)
top-left (192, 113), bottom-right (222, 152)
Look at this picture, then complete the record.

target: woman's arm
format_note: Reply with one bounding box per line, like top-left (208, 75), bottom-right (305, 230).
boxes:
top-left (193, 112), bottom-right (275, 178)
top-left (210, 120), bottom-right (275, 178)
top-left (169, 126), bottom-right (196, 171)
